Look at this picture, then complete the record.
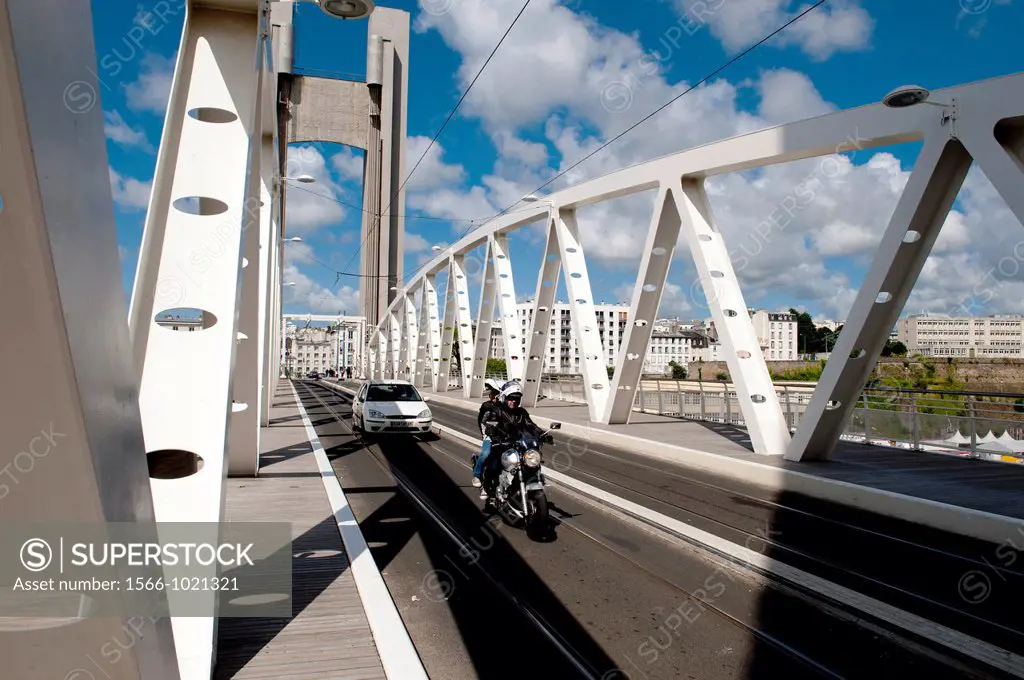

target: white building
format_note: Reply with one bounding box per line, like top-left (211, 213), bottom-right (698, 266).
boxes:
top-left (282, 315), bottom-right (365, 377)
top-left (488, 302), bottom-right (706, 375)
top-left (815, 318), bottom-right (843, 332)
top-left (645, 331), bottom-right (707, 373)
top-left (752, 310), bottom-right (798, 360)
top-left (708, 309), bottom-right (798, 361)
top-left (896, 314), bottom-right (1024, 357)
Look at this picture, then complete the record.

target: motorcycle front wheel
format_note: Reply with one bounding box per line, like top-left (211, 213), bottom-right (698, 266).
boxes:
top-left (526, 490), bottom-right (549, 537)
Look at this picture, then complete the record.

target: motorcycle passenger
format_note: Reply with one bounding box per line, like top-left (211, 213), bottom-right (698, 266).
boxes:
top-left (472, 379), bottom-right (505, 495)
top-left (478, 382), bottom-right (544, 497)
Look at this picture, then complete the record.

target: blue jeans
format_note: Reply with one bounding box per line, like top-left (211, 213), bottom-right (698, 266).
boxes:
top-left (473, 437), bottom-right (491, 478)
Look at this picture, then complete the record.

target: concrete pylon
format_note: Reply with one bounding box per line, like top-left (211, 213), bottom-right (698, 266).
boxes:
top-left (276, 6), bottom-right (410, 331)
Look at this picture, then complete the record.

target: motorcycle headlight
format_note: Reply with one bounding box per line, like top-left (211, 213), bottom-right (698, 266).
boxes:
top-left (418, 409), bottom-right (431, 419)
top-left (501, 451), bottom-right (521, 470)
top-left (523, 449), bottom-right (541, 468)
top-left (368, 409), bottom-right (385, 418)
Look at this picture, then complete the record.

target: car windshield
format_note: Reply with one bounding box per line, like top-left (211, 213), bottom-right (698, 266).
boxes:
top-left (366, 384), bottom-right (422, 402)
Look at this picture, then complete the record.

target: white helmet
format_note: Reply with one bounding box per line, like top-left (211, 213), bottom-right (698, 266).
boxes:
top-left (484, 378), bottom-right (504, 395)
top-left (499, 380), bottom-right (523, 402)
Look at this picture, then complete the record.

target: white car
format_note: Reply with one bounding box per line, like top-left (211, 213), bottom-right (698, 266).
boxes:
top-left (352, 380), bottom-right (433, 434)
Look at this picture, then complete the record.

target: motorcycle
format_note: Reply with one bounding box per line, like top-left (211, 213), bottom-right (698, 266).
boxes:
top-left (475, 422), bottom-right (561, 536)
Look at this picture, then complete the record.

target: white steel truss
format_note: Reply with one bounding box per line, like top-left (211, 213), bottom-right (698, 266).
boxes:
top-left (469, 239), bottom-right (497, 397)
top-left (451, 254), bottom-right (476, 397)
top-left (372, 73), bottom-right (1024, 460)
top-left (123, 0), bottom-right (272, 675)
top-left (389, 311), bottom-right (402, 379)
top-left (605, 186), bottom-right (681, 423)
top-left (523, 220), bottom-right (561, 407)
top-left (437, 266), bottom-right (456, 391)
top-left (492, 233), bottom-right (525, 384)
top-left (404, 294), bottom-right (419, 383)
top-left (423, 273), bottom-right (443, 390)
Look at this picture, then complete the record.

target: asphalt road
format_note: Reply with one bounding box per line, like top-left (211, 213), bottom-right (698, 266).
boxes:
top-left (294, 380), bottom-right (1022, 680)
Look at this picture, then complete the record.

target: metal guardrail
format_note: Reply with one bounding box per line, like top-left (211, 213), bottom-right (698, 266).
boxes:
top-left (537, 375), bottom-right (1024, 464)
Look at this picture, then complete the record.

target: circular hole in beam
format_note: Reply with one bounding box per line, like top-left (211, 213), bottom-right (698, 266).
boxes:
top-left (698, 234), bottom-right (712, 241)
top-left (154, 308), bottom-right (217, 329)
top-left (591, 384), bottom-right (604, 390)
top-left (850, 348), bottom-right (866, 359)
top-left (642, 284), bottom-right (657, 292)
top-left (750, 394), bottom-right (767, 404)
top-left (147, 450), bottom-right (204, 479)
top-left (736, 350), bottom-right (751, 358)
top-left (232, 402), bottom-right (248, 413)
top-left (187, 107), bottom-right (238, 124)
top-left (173, 196), bottom-right (228, 216)
top-left (651, 246), bottom-right (667, 256)
top-left (875, 292), bottom-right (893, 304)
top-left (825, 400), bottom-right (842, 410)
top-left (710, 270), bottom-right (725, 278)
top-left (724, 309), bottom-right (738, 317)
top-left (903, 231), bottom-right (921, 243)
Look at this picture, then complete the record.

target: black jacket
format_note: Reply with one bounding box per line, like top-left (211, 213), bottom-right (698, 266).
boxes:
top-left (487, 402), bottom-right (542, 443)
top-left (477, 400), bottom-right (500, 436)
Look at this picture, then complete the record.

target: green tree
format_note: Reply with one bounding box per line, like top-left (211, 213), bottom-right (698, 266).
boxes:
top-left (789, 308), bottom-right (817, 354)
top-left (715, 371), bottom-right (729, 381)
top-left (881, 340), bottom-right (907, 357)
top-left (668, 360), bottom-right (687, 380)
top-left (486, 357), bottom-right (507, 377)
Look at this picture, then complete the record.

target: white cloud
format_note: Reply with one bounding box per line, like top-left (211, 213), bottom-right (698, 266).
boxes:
top-left (331, 147), bottom-right (364, 181)
top-left (405, 232), bottom-right (431, 253)
top-left (104, 110), bottom-right (154, 152)
top-left (678, 0), bottom-right (874, 61)
top-left (405, 136), bottom-right (467, 191)
top-left (282, 262), bottom-right (360, 315)
top-left (124, 52), bottom-right (175, 114)
top-left (109, 168), bottom-right (151, 211)
top-left (410, 0), bottom-right (1023, 322)
top-left (283, 145), bottom-right (348, 232)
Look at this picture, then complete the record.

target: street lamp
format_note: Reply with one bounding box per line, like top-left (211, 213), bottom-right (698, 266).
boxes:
top-left (882, 85), bottom-right (952, 109)
top-left (309, 0), bottom-right (375, 19)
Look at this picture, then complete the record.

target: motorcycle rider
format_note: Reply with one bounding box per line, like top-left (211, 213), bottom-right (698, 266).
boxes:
top-left (477, 381), bottom-right (545, 498)
top-left (471, 379), bottom-right (505, 494)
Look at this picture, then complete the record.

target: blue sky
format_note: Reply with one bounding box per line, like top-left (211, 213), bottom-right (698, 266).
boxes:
top-left (95, 0), bottom-right (1024, 323)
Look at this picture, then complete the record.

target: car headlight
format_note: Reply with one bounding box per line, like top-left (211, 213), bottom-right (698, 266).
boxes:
top-left (368, 409), bottom-right (385, 418)
top-left (418, 409), bottom-right (431, 419)
top-left (523, 449), bottom-right (541, 468)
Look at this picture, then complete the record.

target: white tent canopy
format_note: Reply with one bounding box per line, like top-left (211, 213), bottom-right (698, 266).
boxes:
top-left (944, 430), bottom-right (969, 444)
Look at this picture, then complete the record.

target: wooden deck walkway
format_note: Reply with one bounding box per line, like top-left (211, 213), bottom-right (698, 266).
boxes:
top-left (213, 383), bottom-right (386, 680)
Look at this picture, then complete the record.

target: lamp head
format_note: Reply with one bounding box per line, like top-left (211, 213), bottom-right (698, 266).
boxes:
top-left (315, 0), bottom-right (375, 19)
top-left (883, 85), bottom-right (930, 108)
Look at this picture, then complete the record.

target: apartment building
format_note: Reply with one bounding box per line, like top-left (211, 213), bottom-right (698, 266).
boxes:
top-left (488, 302), bottom-right (705, 375)
top-left (708, 309), bottom-right (798, 361)
top-left (896, 314), bottom-right (1024, 357)
top-left (282, 316), bottom-right (365, 377)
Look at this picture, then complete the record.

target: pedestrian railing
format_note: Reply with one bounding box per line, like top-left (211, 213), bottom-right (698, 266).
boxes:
top-left (537, 375), bottom-right (1024, 464)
